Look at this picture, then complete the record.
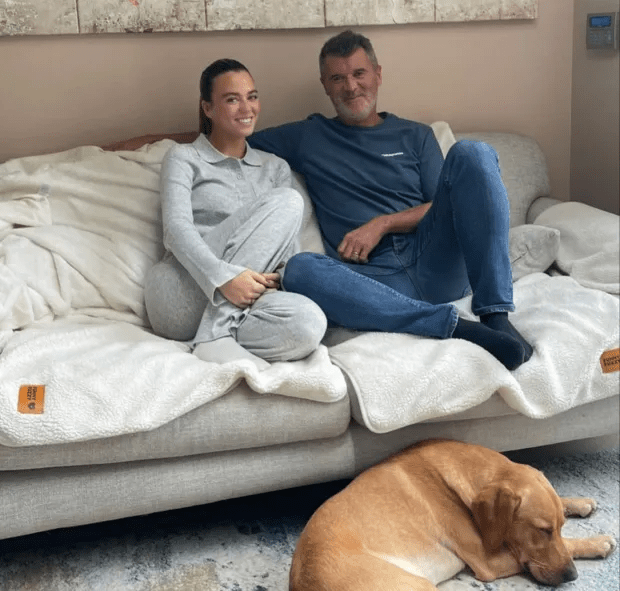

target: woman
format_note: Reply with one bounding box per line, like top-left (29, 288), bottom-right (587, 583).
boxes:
top-left (144, 59), bottom-right (326, 367)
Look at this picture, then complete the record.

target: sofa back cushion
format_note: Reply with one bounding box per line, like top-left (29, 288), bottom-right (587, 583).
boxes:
top-left (456, 132), bottom-right (551, 227)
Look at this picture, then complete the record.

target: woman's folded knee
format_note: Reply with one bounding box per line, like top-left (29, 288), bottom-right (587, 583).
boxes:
top-left (267, 293), bottom-right (327, 352)
top-left (252, 189), bottom-right (304, 249)
top-left (261, 187), bottom-right (304, 219)
top-left (240, 293), bottom-right (327, 361)
top-left (289, 300), bottom-right (328, 358)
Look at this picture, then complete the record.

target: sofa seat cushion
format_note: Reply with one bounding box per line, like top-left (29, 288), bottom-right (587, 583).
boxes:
top-left (0, 381), bottom-right (351, 471)
top-left (350, 391), bottom-right (519, 428)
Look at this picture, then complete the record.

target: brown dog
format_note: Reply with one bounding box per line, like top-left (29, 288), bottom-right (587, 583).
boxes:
top-left (290, 440), bottom-right (616, 590)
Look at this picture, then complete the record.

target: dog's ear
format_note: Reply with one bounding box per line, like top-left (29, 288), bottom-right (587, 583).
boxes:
top-left (471, 484), bottom-right (522, 553)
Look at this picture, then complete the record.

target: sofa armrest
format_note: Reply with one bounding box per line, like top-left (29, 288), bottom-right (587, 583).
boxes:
top-left (533, 201), bottom-right (619, 294)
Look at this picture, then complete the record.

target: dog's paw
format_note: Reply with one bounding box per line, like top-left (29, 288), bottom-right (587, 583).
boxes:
top-left (592, 535), bottom-right (617, 558)
top-left (563, 497), bottom-right (597, 517)
top-left (578, 498), bottom-right (597, 517)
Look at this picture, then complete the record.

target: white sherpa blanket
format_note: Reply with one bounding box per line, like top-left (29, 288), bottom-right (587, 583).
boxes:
top-left (0, 318), bottom-right (346, 446)
top-left (329, 273), bottom-right (619, 433)
top-left (0, 142), bottom-right (173, 329)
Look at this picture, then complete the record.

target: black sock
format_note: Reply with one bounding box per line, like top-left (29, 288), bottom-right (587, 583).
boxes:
top-left (480, 312), bottom-right (533, 362)
top-left (452, 318), bottom-right (525, 370)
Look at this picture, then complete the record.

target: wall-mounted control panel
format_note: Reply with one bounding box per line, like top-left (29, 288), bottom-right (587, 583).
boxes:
top-left (587, 12), bottom-right (619, 50)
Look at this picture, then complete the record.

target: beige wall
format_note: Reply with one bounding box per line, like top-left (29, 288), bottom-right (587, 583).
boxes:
top-left (1, 1), bottom-right (573, 201)
top-left (571, 0), bottom-right (619, 214)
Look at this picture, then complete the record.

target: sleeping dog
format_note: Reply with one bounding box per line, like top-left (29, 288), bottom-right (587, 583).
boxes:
top-left (290, 439), bottom-right (616, 590)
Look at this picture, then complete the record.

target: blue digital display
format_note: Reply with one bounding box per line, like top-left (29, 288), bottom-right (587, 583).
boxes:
top-left (590, 15), bottom-right (612, 28)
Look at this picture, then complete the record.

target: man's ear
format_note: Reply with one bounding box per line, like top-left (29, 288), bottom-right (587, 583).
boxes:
top-left (375, 64), bottom-right (382, 86)
top-left (471, 485), bottom-right (521, 553)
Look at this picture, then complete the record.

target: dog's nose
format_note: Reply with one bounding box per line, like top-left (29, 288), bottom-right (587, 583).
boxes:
top-left (562, 561), bottom-right (578, 583)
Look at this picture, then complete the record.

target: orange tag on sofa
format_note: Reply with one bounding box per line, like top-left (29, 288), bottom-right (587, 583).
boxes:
top-left (600, 348), bottom-right (620, 374)
top-left (18, 385), bottom-right (45, 414)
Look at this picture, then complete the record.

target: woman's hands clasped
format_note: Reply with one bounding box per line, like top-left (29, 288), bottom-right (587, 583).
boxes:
top-left (218, 269), bottom-right (280, 308)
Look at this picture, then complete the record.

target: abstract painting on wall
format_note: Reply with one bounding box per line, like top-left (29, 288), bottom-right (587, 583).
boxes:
top-left (0, 0), bottom-right (538, 36)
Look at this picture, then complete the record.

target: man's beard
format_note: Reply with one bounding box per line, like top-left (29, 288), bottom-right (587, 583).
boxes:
top-left (334, 93), bottom-right (377, 122)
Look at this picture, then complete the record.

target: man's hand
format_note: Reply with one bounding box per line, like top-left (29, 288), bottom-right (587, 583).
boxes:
top-left (338, 203), bottom-right (433, 263)
top-left (217, 270), bottom-right (280, 308)
top-left (337, 217), bottom-right (386, 263)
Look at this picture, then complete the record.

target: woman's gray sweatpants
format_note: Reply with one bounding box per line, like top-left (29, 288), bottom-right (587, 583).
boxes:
top-left (144, 188), bottom-right (327, 362)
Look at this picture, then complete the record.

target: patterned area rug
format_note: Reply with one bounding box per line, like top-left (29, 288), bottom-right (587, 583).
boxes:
top-left (0, 447), bottom-right (617, 591)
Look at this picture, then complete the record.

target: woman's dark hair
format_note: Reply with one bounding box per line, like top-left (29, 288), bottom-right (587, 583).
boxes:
top-left (198, 58), bottom-right (251, 135)
top-left (319, 30), bottom-right (378, 76)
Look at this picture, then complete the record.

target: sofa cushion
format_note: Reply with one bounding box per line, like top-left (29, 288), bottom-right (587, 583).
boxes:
top-left (0, 432), bottom-right (356, 541)
top-left (0, 382), bottom-right (351, 471)
top-left (509, 224), bottom-right (560, 280)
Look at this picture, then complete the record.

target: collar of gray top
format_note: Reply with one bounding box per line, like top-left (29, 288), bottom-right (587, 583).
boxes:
top-left (196, 134), bottom-right (262, 167)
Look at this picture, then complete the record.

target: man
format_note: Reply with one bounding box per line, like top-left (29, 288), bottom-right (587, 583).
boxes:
top-left (247, 30), bottom-right (532, 370)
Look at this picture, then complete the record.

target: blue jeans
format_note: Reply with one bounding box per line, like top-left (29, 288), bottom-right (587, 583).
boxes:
top-left (282, 140), bottom-right (514, 339)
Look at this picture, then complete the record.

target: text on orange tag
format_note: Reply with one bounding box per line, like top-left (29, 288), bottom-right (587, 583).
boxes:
top-left (600, 348), bottom-right (620, 374)
top-left (18, 385), bottom-right (45, 414)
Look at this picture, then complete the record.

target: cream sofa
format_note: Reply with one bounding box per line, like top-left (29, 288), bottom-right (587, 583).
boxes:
top-left (0, 128), bottom-right (618, 542)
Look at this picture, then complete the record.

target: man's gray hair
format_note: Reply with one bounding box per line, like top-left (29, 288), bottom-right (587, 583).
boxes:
top-left (319, 30), bottom-right (379, 75)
